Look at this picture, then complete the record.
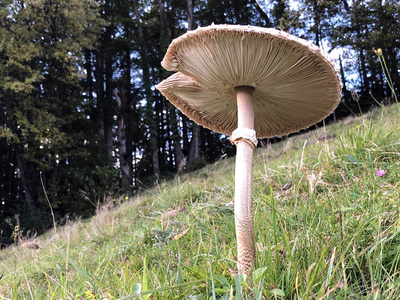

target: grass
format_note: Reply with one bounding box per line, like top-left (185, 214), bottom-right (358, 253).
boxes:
top-left (1, 105), bottom-right (400, 299)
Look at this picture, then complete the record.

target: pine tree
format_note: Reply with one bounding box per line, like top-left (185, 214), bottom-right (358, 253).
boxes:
top-left (0, 0), bottom-right (108, 223)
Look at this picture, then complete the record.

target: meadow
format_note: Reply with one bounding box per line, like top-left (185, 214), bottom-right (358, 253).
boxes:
top-left (1, 104), bottom-right (400, 299)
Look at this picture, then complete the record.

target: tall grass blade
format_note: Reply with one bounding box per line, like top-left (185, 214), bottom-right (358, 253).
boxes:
top-left (116, 280), bottom-right (204, 300)
top-left (53, 244), bottom-right (98, 294)
top-left (22, 271), bottom-right (34, 300)
top-left (176, 252), bottom-right (182, 284)
top-left (142, 256), bottom-right (149, 300)
top-left (209, 262), bottom-right (217, 300)
top-left (235, 274), bottom-right (245, 300)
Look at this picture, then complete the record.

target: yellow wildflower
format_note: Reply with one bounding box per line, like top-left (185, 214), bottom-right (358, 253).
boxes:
top-left (374, 48), bottom-right (383, 56)
top-left (85, 290), bottom-right (96, 300)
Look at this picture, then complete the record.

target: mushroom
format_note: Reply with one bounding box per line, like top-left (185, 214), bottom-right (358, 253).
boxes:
top-left (156, 24), bottom-right (341, 274)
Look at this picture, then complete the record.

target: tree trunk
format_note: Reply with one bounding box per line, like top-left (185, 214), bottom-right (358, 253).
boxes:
top-left (250, 0), bottom-right (272, 27)
top-left (123, 24), bottom-right (134, 188)
top-left (186, 0), bottom-right (200, 165)
top-left (358, 48), bottom-right (369, 98)
top-left (387, 48), bottom-right (400, 98)
top-left (104, 52), bottom-right (114, 157)
top-left (187, 0), bottom-right (194, 30)
top-left (169, 106), bottom-right (185, 171)
top-left (114, 89), bottom-right (132, 191)
top-left (102, 1), bottom-right (115, 158)
top-left (94, 49), bottom-right (105, 137)
top-left (312, 0), bottom-right (321, 47)
top-left (188, 125), bottom-right (200, 164)
top-left (134, 0), bottom-right (161, 178)
top-left (14, 144), bottom-right (40, 212)
top-left (84, 50), bottom-right (94, 115)
top-left (339, 55), bottom-right (348, 96)
top-left (182, 114), bottom-right (189, 155)
top-left (2, 96), bottom-right (40, 213)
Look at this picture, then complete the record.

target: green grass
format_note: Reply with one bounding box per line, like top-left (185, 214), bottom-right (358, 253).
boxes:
top-left (2, 105), bottom-right (400, 299)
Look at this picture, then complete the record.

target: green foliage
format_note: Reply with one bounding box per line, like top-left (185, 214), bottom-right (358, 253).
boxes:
top-left (0, 0), bottom-right (111, 227)
top-left (186, 157), bottom-right (207, 172)
top-left (0, 3), bottom-right (399, 293)
top-left (2, 104), bottom-right (400, 298)
top-left (282, 0), bottom-right (399, 113)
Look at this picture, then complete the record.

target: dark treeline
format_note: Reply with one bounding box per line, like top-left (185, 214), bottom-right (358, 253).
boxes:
top-left (0, 0), bottom-right (399, 244)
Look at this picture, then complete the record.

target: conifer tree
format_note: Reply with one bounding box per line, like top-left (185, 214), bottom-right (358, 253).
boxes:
top-left (0, 0), bottom-right (108, 222)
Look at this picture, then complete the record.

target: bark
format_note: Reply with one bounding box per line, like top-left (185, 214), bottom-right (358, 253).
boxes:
top-left (102, 1), bottom-right (115, 158)
top-left (312, 0), bottom-right (321, 47)
top-left (104, 51), bottom-right (114, 157)
top-left (187, 0), bottom-right (194, 30)
top-left (165, 104), bottom-right (183, 170)
top-left (114, 89), bottom-right (132, 191)
top-left (134, 0), bottom-right (160, 177)
top-left (170, 110), bottom-right (185, 171)
top-left (123, 19), bottom-right (134, 187)
top-left (84, 50), bottom-right (94, 111)
top-left (187, 125), bottom-right (199, 164)
top-left (94, 49), bottom-right (105, 136)
top-left (182, 114), bottom-right (189, 154)
top-left (339, 55), bottom-right (348, 96)
top-left (338, 55), bottom-right (349, 111)
top-left (358, 48), bottom-right (369, 97)
top-left (387, 48), bottom-right (400, 98)
top-left (14, 144), bottom-right (41, 212)
top-left (186, 0), bottom-right (200, 165)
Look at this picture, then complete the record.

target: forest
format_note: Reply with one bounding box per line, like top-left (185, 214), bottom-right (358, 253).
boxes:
top-left (0, 0), bottom-right (399, 245)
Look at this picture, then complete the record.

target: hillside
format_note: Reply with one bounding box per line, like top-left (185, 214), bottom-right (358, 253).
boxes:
top-left (1, 104), bottom-right (400, 299)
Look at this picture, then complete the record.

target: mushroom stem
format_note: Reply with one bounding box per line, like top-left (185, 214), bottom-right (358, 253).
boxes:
top-left (234, 86), bottom-right (256, 275)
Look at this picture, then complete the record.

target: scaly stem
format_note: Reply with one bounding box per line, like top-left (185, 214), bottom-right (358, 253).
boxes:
top-left (234, 86), bottom-right (256, 274)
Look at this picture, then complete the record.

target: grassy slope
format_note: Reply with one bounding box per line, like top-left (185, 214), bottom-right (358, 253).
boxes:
top-left (1, 105), bottom-right (400, 299)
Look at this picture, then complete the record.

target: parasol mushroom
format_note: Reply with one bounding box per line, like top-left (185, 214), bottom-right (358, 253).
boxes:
top-left (156, 24), bottom-right (341, 275)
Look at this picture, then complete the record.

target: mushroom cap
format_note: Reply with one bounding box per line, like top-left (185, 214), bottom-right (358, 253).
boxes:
top-left (156, 24), bottom-right (342, 138)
